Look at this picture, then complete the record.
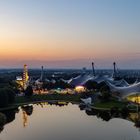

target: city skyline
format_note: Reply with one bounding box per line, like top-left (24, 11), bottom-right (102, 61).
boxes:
top-left (0, 0), bottom-right (140, 69)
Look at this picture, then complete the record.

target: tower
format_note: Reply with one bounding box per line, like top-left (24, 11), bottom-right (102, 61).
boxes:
top-left (113, 62), bottom-right (117, 78)
top-left (40, 66), bottom-right (44, 82)
top-left (23, 64), bottom-right (29, 90)
top-left (92, 62), bottom-right (95, 76)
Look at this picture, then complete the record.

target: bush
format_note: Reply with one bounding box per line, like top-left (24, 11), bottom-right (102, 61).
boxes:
top-left (98, 81), bottom-right (107, 90)
top-left (100, 85), bottom-right (111, 101)
top-left (0, 113), bottom-right (6, 133)
top-left (4, 88), bottom-right (15, 104)
top-left (21, 105), bottom-right (33, 116)
top-left (25, 86), bottom-right (33, 97)
top-left (0, 88), bottom-right (16, 108)
top-left (0, 89), bottom-right (9, 107)
top-left (84, 80), bottom-right (98, 90)
top-left (121, 107), bottom-right (129, 119)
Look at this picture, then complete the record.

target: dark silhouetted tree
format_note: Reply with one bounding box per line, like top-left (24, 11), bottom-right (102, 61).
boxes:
top-left (4, 87), bottom-right (15, 104)
top-left (0, 87), bottom-right (16, 107)
top-left (0, 89), bottom-right (9, 107)
top-left (0, 113), bottom-right (6, 133)
top-left (22, 105), bottom-right (33, 116)
top-left (84, 80), bottom-right (98, 90)
top-left (100, 85), bottom-right (111, 101)
top-left (25, 86), bottom-right (33, 97)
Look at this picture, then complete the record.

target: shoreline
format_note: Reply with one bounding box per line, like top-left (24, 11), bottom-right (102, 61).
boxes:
top-left (0, 100), bottom-right (79, 111)
top-left (0, 94), bottom-right (81, 111)
top-left (0, 94), bottom-right (138, 112)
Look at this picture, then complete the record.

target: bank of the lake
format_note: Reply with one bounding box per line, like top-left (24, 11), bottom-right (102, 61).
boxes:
top-left (0, 94), bottom-right (137, 112)
top-left (0, 94), bottom-right (81, 111)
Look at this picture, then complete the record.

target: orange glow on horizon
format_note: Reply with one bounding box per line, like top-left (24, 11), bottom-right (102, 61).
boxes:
top-left (0, 39), bottom-right (129, 61)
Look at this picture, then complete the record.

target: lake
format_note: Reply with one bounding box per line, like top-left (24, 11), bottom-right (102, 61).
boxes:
top-left (0, 102), bottom-right (140, 140)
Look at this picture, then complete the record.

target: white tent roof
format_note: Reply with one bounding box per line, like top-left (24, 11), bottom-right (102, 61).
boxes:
top-left (106, 81), bottom-right (140, 98)
top-left (69, 74), bottom-right (94, 86)
top-left (68, 74), bottom-right (129, 87)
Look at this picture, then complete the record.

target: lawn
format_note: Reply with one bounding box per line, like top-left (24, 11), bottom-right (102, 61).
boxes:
top-left (94, 100), bottom-right (127, 109)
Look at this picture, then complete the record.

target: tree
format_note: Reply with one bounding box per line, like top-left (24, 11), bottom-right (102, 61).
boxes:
top-left (0, 113), bottom-right (6, 133)
top-left (84, 80), bottom-right (98, 90)
top-left (21, 105), bottom-right (33, 116)
top-left (100, 85), bottom-right (111, 101)
top-left (0, 89), bottom-right (9, 107)
top-left (97, 81), bottom-right (107, 90)
top-left (98, 111), bottom-right (111, 121)
top-left (9, 81), bottom-right (20, 94)
top-left (54, 80), bottom-right (70, 89)
top-left (121, 107), bottom-right (129, 119)
top-left (25, 86), bottom-right (33, 97)
top-left (42, 82), bottom-right (54, 90)
top-left (0, 87), bottom-right (16, 107)
top-left (4, 87), bottom-right (15, 104)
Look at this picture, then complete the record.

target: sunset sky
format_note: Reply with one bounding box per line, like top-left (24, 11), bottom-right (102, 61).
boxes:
top-left (0, 0), bottom-right (140, 69)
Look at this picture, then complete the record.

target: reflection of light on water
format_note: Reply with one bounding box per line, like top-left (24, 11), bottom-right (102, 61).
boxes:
top-left (129, 113), bottom-right (140, 122)
top-left (58, 102), bottom-right (67, 105)
top-left (22, 111), bottom-right (28, 128)
top-left (129, 113), bottom-right (140, 131)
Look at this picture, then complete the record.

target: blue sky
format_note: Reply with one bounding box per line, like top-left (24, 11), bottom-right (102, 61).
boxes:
top-left (0, 0), bottom-right (140, 69)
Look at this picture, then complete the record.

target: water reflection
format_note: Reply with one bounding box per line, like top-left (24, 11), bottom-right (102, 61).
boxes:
top-left (21, 105), bottom-right (33, 127)
top-left (0, 108), bottom-right (19, 133)
top-left (0, 101), bottom-right (70, 132)
top-left (0, 102), bottom-right (140, 134)
top-left (35, 102), bottom-right (69, 108)
top-left (79, 104), bottom-right (140, 129)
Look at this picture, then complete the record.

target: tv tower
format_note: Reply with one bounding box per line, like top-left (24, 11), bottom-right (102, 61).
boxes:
top-left (92, 62), bottom-right (95, 76)
top-left (23, 64), bottom-right (29, 90)
top-left (40, 66), bottom-right (44, 82)
top-left (113, 62), bottom-right (117, 78)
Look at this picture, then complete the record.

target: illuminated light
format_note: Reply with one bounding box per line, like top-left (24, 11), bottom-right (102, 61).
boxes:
top-left (22, 111), bottom-right (28, 128)
top-left (75, 86), bottom-right (86, 93)
top-left (58, 102), bottom-right (67, 105)
top-left (127, 95), bottom-right (140, 104)
top-left (16, 76), bottom-right (23, 81)
top-left (16, 76), bottom-right (24, 88)
top-left (23, 64), bottom-right (29, 90)
top-left (16, 65), bottom-right (29, 90)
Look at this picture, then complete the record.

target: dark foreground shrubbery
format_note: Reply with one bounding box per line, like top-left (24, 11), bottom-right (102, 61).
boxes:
top-left (0, 113), bottom-right (6, 133)
top-left (0, 88), bottom-right (15, 108)
top-left (84, 80), bottom-right (98, 90)
top-left (25, 86), bottom-right (33, 97)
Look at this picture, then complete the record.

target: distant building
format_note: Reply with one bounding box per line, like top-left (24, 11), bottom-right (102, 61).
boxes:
top-left (16, 76), bottom-right (24, 89)
top-left (16, 64), bottom-right (29, 90)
